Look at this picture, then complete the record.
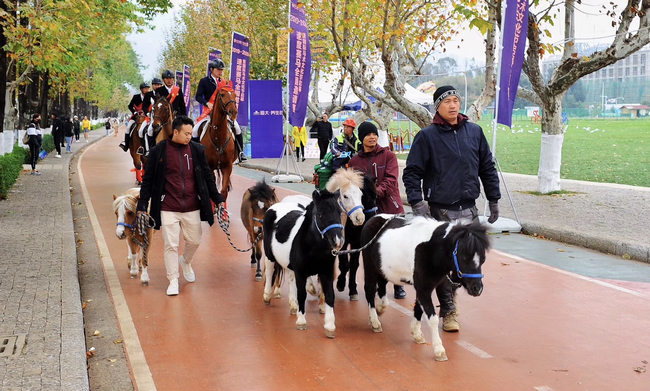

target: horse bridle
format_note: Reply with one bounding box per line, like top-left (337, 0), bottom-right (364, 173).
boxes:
top-left (153, 99), bottom-right (172, 133)
top-left (338, 199), bottom-right (363, 217)
top-left (208, 89), bottom-right (237, 156)
top-left (313, 216), bottom-right (344, 239)
top-left (452, 240), bottom-right (483, 279)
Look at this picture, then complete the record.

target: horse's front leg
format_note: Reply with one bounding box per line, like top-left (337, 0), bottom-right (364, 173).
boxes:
top-left (319, 270), bottom-right (336, 339)
top-left (364, 262), bottom-right (382, 332)
top-left (288, 270), bottom-right (298, 315)
top-left (418, 291), bottom-right (447, 361)
top-left (294, 273), bottom-right (308, 330)
top-left (254, 241), bottom-right (263, 282)
top-left (139, 233), bottom-right (152, 286)
top-left (127, 240), bottom-right (139, 278)
top-left (348, 249), bottom-right (361, 301)
top-left (262, 257), bottom-right (275, 305)
top-left (220, 165), bottom-right (233, 201)
top-left (336, 252), bottom-right (349, 293)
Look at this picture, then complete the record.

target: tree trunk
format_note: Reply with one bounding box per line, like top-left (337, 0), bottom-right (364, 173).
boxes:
top-left (537, 94), bottom-right (565, 192)
top-left (39, 71), bottom-right (50, 126)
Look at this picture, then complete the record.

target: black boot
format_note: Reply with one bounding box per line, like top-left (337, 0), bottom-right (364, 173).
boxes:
top-left (119, 134), bottom-right (130, 152)
top-left (394, 285), bottom-right (407, 299)
top-left (235, 133), bottom-right (247, 162)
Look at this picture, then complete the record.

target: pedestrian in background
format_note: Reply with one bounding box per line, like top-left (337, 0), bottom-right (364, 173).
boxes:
top-left (105, 118), bottom-right (111, 137)
top-left (26, 114), bottom-right (42, 175)
top-left (137, 116), bottom-right (226, 296)
top-left (330, 118), bottom-right (359, 170)
top-left (64, 116), bottom-right (74, 153)
top-left (348, 121), bottom-right (407, 299)
top-left (403, 85), bottom-right (501, 333)
top-left (317, 113), bottom-right (333, 160)
top-left (293, 125), bottom-right (307, 162)
top-left (73, 116), bottom-right (81, 142)
top-left (82, 116), bottom-right (91, 142)
top-left (51, 113), bottom-right (63, 158)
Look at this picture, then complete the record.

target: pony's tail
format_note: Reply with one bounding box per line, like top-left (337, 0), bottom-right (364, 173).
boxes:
top-left (271, 262), bottom-right (284, 288)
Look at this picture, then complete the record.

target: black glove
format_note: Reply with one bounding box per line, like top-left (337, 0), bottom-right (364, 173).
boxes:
top-left (411, 201), bottom-right (431, 217)
top-left (488, 202), bottom-right (499, 224)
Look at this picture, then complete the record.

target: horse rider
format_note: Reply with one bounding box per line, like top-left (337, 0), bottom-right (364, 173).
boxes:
top-left (119, 82), bottom-right (152, 152)
top-left (330, 118), bottom-right (360, 170)
top-left (138, 77), bottom-right (165, 157)
top-left (156, 70), bottom-right (187, 117)
top-left (193, 59), bottom-right (247, 162)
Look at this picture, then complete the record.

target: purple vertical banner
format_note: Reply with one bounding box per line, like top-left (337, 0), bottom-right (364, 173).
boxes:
top-left (207, 49), bottom-right (222, 77)
top-left (497, 0), bottom-right (529, 127)
top-left (231, 32), bottom-right (250, 126)
top-left (249, 80), bottom-right (284, 158)
top-left (175, 70), bottom-right (183, 87)
top-left (183, 65), bottom-right (191, 117)
top-left (288, 0), bottom-right (311, 127)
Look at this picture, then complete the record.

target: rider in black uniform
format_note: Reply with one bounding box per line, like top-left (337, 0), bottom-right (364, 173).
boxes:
top-left (139, 77), bottom-right (164, 156)
top-left (119, 82), bottom-right (151, 152)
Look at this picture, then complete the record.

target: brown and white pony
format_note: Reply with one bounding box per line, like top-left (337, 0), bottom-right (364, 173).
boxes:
top-left (198, 85), bottom-right (238, 202)
top-left (112, 188), bottom-right (153, 285)
top-left (152, 96), bottom-right (174, 144)
top-left (240, 180), bottom-right (279, 282)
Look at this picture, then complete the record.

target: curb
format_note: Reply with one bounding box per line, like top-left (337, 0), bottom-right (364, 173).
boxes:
top-left (238, 161), bottom-right (650, 265)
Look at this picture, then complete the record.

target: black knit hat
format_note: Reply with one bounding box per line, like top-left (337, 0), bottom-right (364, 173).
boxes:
top-left (433, 85), bottom-right (460, 111)
top-left (357, 121), bottom-right (378, 142)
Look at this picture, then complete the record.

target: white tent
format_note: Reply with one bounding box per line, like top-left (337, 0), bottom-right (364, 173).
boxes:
top-left (404, 83), bottom-right (433, 105)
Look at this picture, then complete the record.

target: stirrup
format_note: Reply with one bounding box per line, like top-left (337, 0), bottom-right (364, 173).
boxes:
top-left (239, 152), bottom-right (248, 162)
top-left (136, 146), bottom-right (144, 155)
top-left (119, 142), bottom-right (128, 152)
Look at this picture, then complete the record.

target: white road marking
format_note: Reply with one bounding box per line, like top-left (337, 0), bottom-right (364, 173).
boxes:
top-left (534, 386), bottom-right (555, 391)
top-left (493, 250), bottom-right (649, 299)
top-left (388, 300), bottom-right (412, 316)
top-left (78, 143), bottom-right (157, 391)
top-left (455, 340), bottom-right (493, 358)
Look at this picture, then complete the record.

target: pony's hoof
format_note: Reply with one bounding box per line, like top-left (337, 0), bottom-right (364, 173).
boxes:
top-left (350, 294), bottom-right (359, 301)
top-left (336, 279), bottom-right (345, 292)
top-left (372, 325), bottom-right (383, 333)
top-left (413, 335), bottom-right (427, 344)
top-left (434, 351), bottom-right (448, 362)
top-left (290, 308), bottom-right (297, 315)
top-left (274, 292), bottom-right (282, 299)
top-left (255, 273), bottom-right (262, 282)
top-left (250, 262), bottom-right (257, 269)
top-left (130, 275), bottom-right (137, 279)
top-left (324, 329), bottom-right (335, 339)
top-left (306, 284), bottom-right (317, 296)
top-left (296, 323), bottom-right (307, 330)
top-left (141, 281), bottom-right (149, 286)
top-left (319, 306), bottom-right (326, 314)
top-left (263, 295), bottom-right (272, 306)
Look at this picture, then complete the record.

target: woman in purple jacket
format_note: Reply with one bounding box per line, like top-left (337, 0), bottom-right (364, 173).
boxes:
top-left (348, 121), bottom-right (407, 299)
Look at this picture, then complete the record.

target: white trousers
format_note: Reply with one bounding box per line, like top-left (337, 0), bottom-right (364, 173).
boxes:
top-left (192, 119), bottom-right (242, 138)
top-left (126, 119), bottom-right (148, 138)
top-left (160, 210), bottom-right (202, 281)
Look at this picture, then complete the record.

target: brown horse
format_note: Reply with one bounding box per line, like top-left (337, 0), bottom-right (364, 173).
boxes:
top-left (128, 114), bottom-right (148, 185)
top-left (152, 96), bottom-right (174, 144)
top-left (112, 188), bottom-right (153, 286)
top-left (240, 180), bottom-right (278, 281)
top-left (199, 86), bottom-right (238, 201)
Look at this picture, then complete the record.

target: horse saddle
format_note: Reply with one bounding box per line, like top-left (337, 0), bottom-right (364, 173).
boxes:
top-left (198, 120), bottom-right (235, 143)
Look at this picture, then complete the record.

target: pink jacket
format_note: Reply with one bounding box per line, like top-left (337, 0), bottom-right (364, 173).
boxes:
top-left (348, 145), bottom-right (404, 214)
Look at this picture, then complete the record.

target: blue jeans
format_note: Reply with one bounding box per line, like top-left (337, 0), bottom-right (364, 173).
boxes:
top-left (65, 136), bottom-right (72, 152)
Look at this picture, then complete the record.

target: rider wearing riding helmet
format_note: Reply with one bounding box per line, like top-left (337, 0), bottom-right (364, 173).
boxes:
top-left (120, 82), bottom-right (152, 152)
top-left (138, 77), bottom-right (165, 156)
top-left (155, 70), bottom-right (187, 118)
top-left (193, 59), bottom-right (247, 162)
top-left (330, 118), bottom-right (360, 170)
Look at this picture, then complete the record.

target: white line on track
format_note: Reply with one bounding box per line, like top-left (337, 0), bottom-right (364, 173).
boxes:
top-left (493, 249), bottom-right (649, 299)
top-left (78, 142), bottom-right (157, 391)
top-left (454, 340), bottom-right (493, 358)
top-left (534, 386), bottom-right (555, 391)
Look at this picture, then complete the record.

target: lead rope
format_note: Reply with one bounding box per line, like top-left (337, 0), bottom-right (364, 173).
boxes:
top-left (332, 214), bottom-right (401, 256)
top-left (215, 204), bottom-right (262, 252)
top-left (132, 212), bottom-right (156, 266)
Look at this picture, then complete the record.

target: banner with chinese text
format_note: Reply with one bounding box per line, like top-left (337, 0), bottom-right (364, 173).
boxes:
top-left (288, 0), bottom-right (311, 127)
top-left (496, 0), bottom-right (529, 127)
top-left (231, 32), bottom-right (250, 126)
top-left (183, 65), bottom-right (191, 117)
top-left (249, 80), bottom-right (284, 158)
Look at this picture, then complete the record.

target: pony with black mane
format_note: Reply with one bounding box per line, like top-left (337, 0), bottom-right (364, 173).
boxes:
top-left (240, 180), bottom-right (278, 282)
top-left (336, 174), bottom-right (378, 300)
top-left (361, 216), bottom-right (490, 361)
top-left (262, 189), bottom-right (344, 338)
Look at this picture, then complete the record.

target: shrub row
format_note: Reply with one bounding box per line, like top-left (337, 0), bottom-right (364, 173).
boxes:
top-left (0, 144), bottom-right (28, 199)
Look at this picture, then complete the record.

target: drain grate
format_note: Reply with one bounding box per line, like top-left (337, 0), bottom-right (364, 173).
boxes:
top-left (0, 334), bottom-right (26, 357)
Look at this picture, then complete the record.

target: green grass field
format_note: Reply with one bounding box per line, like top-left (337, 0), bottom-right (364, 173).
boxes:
top-left (391, 118), bottom-right (650, 188)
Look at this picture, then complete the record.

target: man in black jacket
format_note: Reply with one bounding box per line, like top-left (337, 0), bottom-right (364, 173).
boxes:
top-left (403, 85), bottom-right (501, 333)
top-left (137, 115), bottom-right (225, 296)
top-left (317, 112), bottom-right (333, 160)
top-left (120, 82), bottom-right (152, 152)
top-left (156, 70), bottom-right (187, 117)
top-left (51, 113), bottom-right (64, 158)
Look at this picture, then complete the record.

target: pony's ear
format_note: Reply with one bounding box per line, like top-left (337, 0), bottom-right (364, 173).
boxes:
top-left (312, 189), bottom-right (321, 202)
top-left (113, 195), bottom-right (117, 200)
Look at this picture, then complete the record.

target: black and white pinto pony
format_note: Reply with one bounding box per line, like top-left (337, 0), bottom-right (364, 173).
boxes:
top-left (361, 215), bottom-right (490, 361)
top-left (336, 174), bottom-right (378, 300)
top-left (240, 180), bottom-right (278, 282)
top-left (263, 189), bottom-right (345, 338)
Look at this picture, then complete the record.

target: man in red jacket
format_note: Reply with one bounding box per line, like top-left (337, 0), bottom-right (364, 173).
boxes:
top-left (347, 121), bottom-right (407, 299)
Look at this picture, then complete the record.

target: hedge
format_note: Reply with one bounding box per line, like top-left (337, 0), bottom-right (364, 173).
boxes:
top-left (0, 144), bottom-right (28, 199)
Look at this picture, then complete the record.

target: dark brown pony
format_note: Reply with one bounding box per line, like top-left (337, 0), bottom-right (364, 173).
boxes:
top-left (200, 86), bottom-right (238, 201)
top-left (152, 96), bottom-right (174, 144)
top-left (128, 114), bottom-right (148, 184)
top-left (240, 180), bottom-right (278, 281)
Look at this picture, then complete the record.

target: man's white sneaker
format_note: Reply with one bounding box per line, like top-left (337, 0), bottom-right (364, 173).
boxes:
top-left (166, 278), bottom-right (179, 296)
top-left (55, 154), bottom-right (62, 158)
top-left (179, 256), bottom-right (195, 282)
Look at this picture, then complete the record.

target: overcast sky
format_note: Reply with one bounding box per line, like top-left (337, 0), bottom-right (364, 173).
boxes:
top-left (128, 0), bottom-right (623, 82)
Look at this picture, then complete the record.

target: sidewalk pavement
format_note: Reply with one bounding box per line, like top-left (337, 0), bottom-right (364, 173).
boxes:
top-left (0, 131), bottom-right (105, 391)
top-left (240, 155), bottom-right (650, 264)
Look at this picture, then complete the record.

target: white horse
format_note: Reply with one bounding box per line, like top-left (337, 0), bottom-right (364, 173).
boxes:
top-left (112, 188), bottom-right (152, 285)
